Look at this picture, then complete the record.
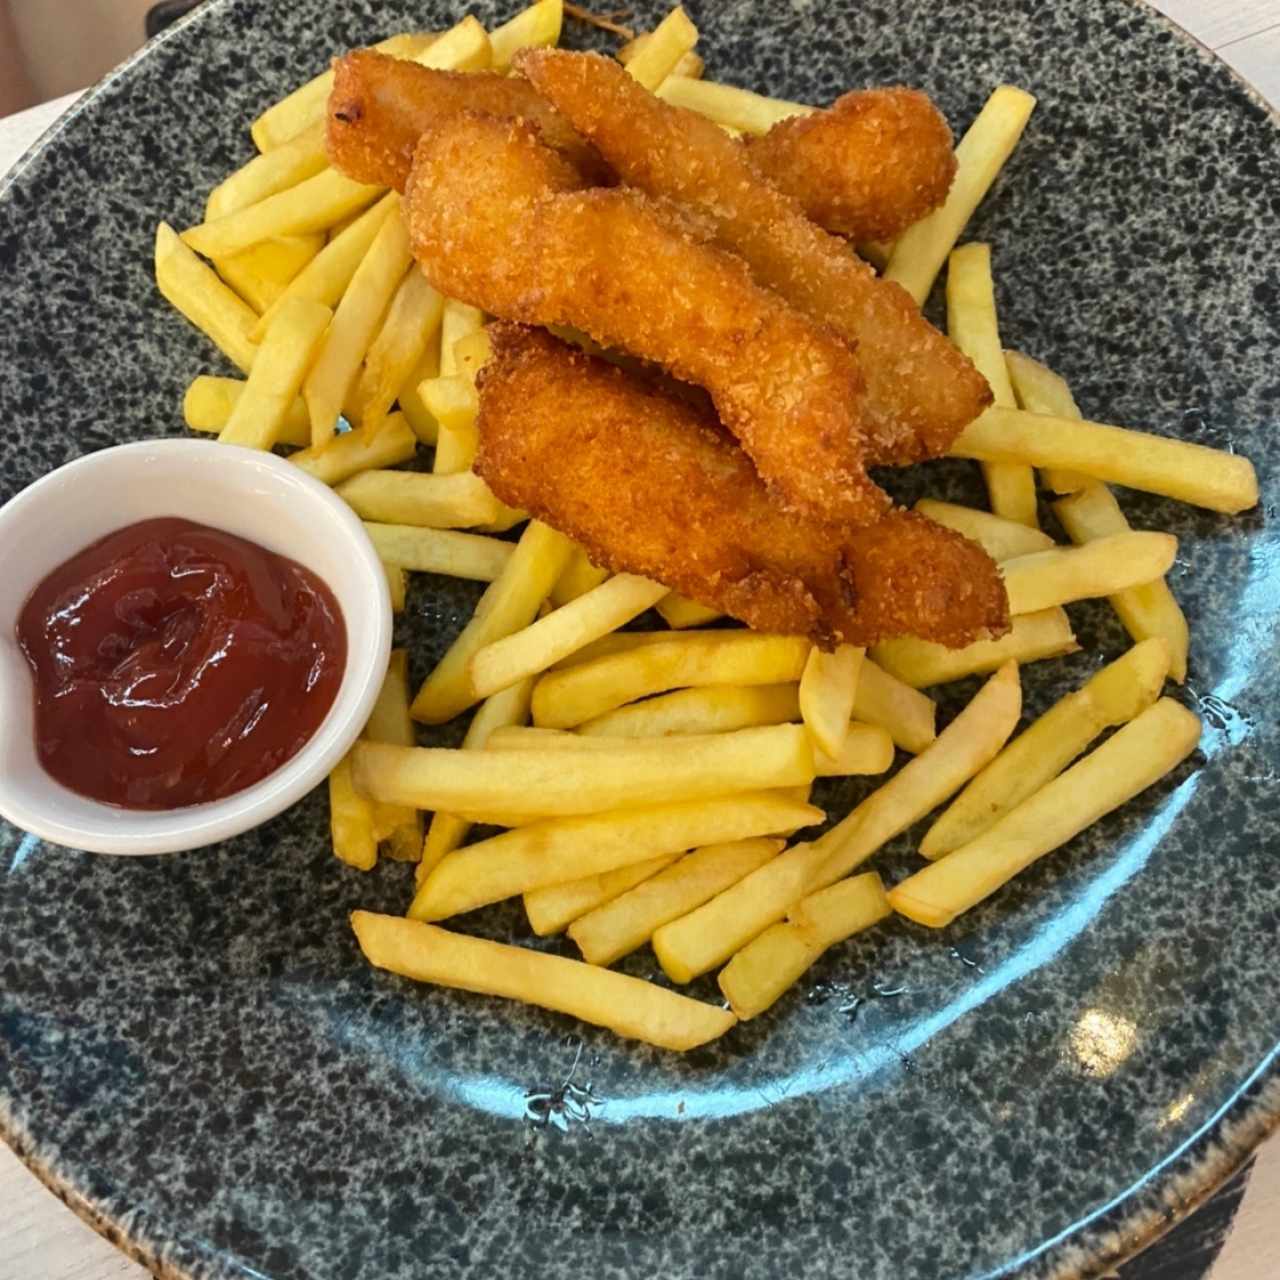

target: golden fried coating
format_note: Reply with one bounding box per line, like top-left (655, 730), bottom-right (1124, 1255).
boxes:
top-left (517, 49), bottom-right (991, 466)
top-left (404, 111), bottom-right (889, 525)
top-left (475, 325), bottom-right (1009, 649)
top-left (744, 87), bottom-right (957, 242)
top-left (326, 49), bottom-right (607, 191)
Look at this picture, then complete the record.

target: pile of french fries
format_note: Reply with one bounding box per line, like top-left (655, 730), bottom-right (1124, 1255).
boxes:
top-left (153, 1), bottom-right (1256, 1054)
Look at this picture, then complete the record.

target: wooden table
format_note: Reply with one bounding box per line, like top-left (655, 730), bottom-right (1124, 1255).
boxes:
top-left (2, 2), bottom-right (1279, 1277)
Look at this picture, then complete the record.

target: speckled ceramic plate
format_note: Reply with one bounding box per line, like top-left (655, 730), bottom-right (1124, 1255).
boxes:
top-left (2, 2), bottom-right (1279, 1277)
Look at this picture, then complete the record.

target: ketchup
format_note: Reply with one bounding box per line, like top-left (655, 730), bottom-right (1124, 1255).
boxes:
top-left (16, 517), bottom-right (347, 810)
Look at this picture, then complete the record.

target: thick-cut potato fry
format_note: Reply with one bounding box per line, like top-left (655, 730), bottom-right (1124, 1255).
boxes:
top-left (208, 123), bottom-right (328, 220)
top-left (218, 297), bottom-right (332, 449)
top-left (1055, 485), bottom-right (1189, 683)
top-left (410, 789), bottom-right (819, 920)
top-left (914, 498), bottom-right (1054, 561)
top-left (812, 661), bottom-right (1022, 888)
top-left (216, 234), bottom-right (324, 313)
top-left (491, 0), bottom-right (564, 69)
top-left (579, 682), bottom-right (799, 738)
top-left (921, 638), bottom-right (1170, 858)
top-left (336, 469), bottom-right (501, 527)
top-left (1004, 349), bottom-right (1088, 492)
top-left (619, 33), bottom-right (704, 79)
top-left (421, 375), bottom-right (480, 474)
top-left (624, 5), bottom-right (698, 91)
top-left (652, 839), bottom-right (829, 983)
top-left (155, 222), bottom-right (259, 373)
top-left (815, 723), bottom-right (895, 777)
top-left (251, 32), bottom-right (437, 152)
top-left (799, 643), bottom-right (864, 758)
top-left (655, 593), bottom-right (723, 629)
top-left (438, 300), bottom-right (485, 377)
top-left (946, 242), bottom-right (1037, 526)
top-left (470, 574), bottom-right (668, 700)
top-left (251, 194), bottom-right (397, 340)
top-left (1001, 532), bottom-right (1177, 614)
top-left (854, 659), bottom-right (937, 753)
top-left (654, 76), bottom-right (811, 134)
top-left (396, 342), bottom-right (442, 445)
top-left (329, 752), bottom-right (377, 870)
top-left (358, 725), bottom-right (815, 825)
top-left (382, 562), bottom-right (407, 612)
top-left (412, 521), bottom-right (573, 723)
top-left (289, 413), bottom-right (416, 484)
top-left (532, 633), bottom-right (812, 729)
top-left (884, 85), bottom-right (1037, 305)
top-left (348, 270), bottom-right (444, 431)
top-left (184, 168), bottom-right (383, 262)
top-left (304, 208), bottom-right (412, 446)
top-left (420, 678), bottom-right (533, 882)
top-left (871, 608), bottom-right (1077, 689)
top-left (411, 15), bottom-right (492, 73)
top-left (890, 698), bottom-right (1201, 928)
top-left (183, 375), bottom-right (310, 445)
top-left (952, 406), bottom-right (1258, 514)
top-left (451, 328), bottom-right (493, 388)
top-left (364, 650), bottom-right (421, 860)
top-left (351, 912), bottom-right (736, 1051)
top-left (363, 521), bottom-right (514, 581)
top-left (524, 853), bottom-right (679, 937)
top-left (551, 546), bottom-right (610, 606)
top-left (718, 872), bottom-right (890, 1019)
top-left (547, 627), bottom-right (719, 669)
top-left (569, 837), bottom-right (782, 966)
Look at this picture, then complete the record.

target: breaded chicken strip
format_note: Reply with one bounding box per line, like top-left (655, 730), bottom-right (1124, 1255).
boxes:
top-left (404, 111), bottom-right (889, 525)
top-left (475, 325), bottom-right (1009, 649)
top-left (326, 49), bottom-right (608, 190)
top-left (744, 87), bottom-right (957, 242)
top-left (517, 49), bottom-right (991, 465)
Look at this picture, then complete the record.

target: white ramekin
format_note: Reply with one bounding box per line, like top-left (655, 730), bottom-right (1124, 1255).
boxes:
top-left (0, 439), bottom-right (391, 855)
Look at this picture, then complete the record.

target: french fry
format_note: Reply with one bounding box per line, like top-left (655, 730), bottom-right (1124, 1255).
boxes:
top-left (550, 546), bottom-right (610, 606)
top-left (1055, 484), bottom-right (1190, 683)
top-left (357, 725), bottom-right (815, 825)
top-left (438, 300), bottom-right (485, 377)
top-left (420, 375), bottom-right (480, 474)
top-left (363, 650), bottom-right (421, 860)
top-left (470, 574), bottom-right (668, 700)
top-left (250, 193), bottom-right (397, 341)
top-left (408, 789), bottom-right (819, 921)
top-left (1004, 349), bottom-right (1088, 492)
top-left (382, 562), bottom-right (407, 613)
top-left (350, 912), bottom-right (736, 1052)
top-left (914, 498), bottom-right (1054, 561)
top-left (889, 698), bottom-right (1201, 928)
top-left (215, 234), bottom-right (324, 314)
top-left (410, 15), bottom-right (492, 73)
top-left (183, 168), bottom-right (384, 262)
top-left (348, 270), bottom-right (444, 431)
top-left (183, 375), bottom-right (310, 445)
top-left (854, 660), bottom-right (937, 753)
top-left (799, 643), bottom-right (864, 758)
top-left (532, 632), bottom-right (811, 729)
top-left (624, 5), bottom-right (699, 92)
top-left (654, 76), bottom-right (811, 134)
top-left (921, 638), bottom-right (1171, 859)
top-left (490, 0), bottom-right (564, 69)
top-left (304, 207), bottom-right (412, 446)
top-left (718, 872), bottom-right (891, 1020)
top-left (655, 592), bottom-right (723, 628)
top-left (217, 297), bottom-right (332, 449)
top-left (396, 342), bottom-right (442, 446)
top-left (329, 752), bottom-right (377, 870)
top-left (451, 328), bottom-right (493, 388)
top-left (578, 682), bottom-right (800, 738)
top-left (884, 85), bottom-right (1037, 305)
top-left (569, 837), bottom-right (783, 966)
top-left (420, 678), bottom-right (534, 882)
top-left (811, 661), bottom-right (1022, 890)
top-left (154, 222), bottom-right (259, 373)
top-left (951, 406), bottom-right (1258, 514)
top-left (548, 627), bottom-right (718, 670)
top-left (871, 608), bottom-right (1077, 689)
top-left (207, 123), bottom-right (328, 220)
top-left (250, 32), bottom-right (438, 152)
top-left (620, 33), bottom-right (704, 79)
top-left (946, 242), bottom-right (1037, 526)
top-left (1001, 532), bottom-right (1177, 614)
top-left (363, 522), bottom-right (515, 582)
top-left (412, 521), bottom-right (573, 723)
top-left (524, 854), bottom-right (680, 937)
top-left (815, 723), bottom-right (895, 777)
top-left (336, 470), bottom-right (502, 528)
top-left (288, 414), bottom-right (417, 485)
